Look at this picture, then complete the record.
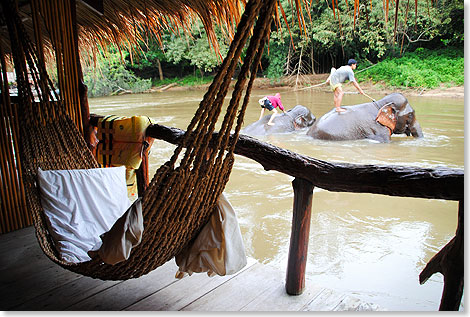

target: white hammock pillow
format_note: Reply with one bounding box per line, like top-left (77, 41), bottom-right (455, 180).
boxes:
top-left (37, 166), bottom-right (132, 263)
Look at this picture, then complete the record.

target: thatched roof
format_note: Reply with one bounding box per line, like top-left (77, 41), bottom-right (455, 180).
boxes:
top-left (0, 0), bottom-right (246, 58)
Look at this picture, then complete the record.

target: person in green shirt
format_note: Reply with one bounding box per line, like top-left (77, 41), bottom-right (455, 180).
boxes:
top-left (327, 59), bottom-right (366, 113)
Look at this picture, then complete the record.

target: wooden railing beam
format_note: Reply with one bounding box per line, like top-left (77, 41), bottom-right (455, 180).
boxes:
top-left (137, 122), bottom-right (463, 201)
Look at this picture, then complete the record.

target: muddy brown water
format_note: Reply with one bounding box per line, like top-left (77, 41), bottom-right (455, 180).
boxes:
top-left (89, 88), bottom-right (464, 311)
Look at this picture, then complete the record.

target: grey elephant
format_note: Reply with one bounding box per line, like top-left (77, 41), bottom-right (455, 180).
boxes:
top-left (243, 105), bottom-right (316, 135)
top-left (306, 92), bottom-right (423, 143)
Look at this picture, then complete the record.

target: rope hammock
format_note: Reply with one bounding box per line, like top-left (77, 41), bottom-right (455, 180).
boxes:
top-left (2, 0), bottom-right (275, 280)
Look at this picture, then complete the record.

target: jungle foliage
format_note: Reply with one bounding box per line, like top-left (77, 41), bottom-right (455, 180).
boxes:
top-left (356, 47), bottom-right (464, 88)
top-left (264, 0), bottom-right (463, 77)
top-left (83, 0), bottom-right (463, 96)
top-left (83, 51), bottom-right (152, 97)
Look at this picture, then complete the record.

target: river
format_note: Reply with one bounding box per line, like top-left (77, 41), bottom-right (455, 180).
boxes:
top-left (89, 88), bottom-right (464, 311)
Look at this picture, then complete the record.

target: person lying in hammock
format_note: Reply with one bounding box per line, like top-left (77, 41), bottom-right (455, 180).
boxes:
top-left (258, 93), bottom-right (287, 126)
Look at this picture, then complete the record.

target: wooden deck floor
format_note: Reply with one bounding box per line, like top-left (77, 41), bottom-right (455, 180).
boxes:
top-left (0, 226), bottom-right (383, 311)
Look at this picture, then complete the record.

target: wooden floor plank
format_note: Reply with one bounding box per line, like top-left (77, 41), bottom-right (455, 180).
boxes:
top-left (126, 258), bottom-right (258, 311)
top-left (65, 259), bottom-right (180, 311)
top-left (240, 274), bottom-right (325, 311)
top-left (0, 226), bottom-right (382, 312)
top-left (0, 226), bottom-right (35, 249)
top-left (181, 262), bottom-right (282, 311)
top-left (0, 228), bottom-right (86, 310)
top-left (14, 276), bottom-right (121, 310)
top-left (333, 294), bottom-right (384, 311)
top-left (1, 265), bottom-right (83, 310)
top-left (302, 288), bottom-right (347, 311)
top-left (0, 242), bottom-right (58, 284)
top-left (0, 228), bottom-right (38, 270)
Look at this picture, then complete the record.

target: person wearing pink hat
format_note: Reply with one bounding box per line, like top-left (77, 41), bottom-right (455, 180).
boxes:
top-left (258, 92), bottom-right (286, 126)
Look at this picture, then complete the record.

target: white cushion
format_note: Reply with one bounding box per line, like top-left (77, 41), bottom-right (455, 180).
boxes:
top-left (37, 166), bottom-right (132, 263)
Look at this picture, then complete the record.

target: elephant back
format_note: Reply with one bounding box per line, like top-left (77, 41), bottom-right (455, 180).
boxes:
top-left (307, 104), bottom-right (381, 140)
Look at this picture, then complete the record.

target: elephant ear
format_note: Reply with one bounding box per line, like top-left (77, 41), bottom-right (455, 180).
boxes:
top-left (376, 103), bottom-right (397, 134)
top-left (294, 116), bottom-right (304, 129)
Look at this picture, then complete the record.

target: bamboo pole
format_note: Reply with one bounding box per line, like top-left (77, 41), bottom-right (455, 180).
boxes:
top-left (0, 78), bottom-right (19, 232)
top-left (0, 38), bottom-right (25, 232)
top-left (71, 0), bottom-right (92, 147)
top-left (59, 0), bottom-right (76, 123)
top-left (10, 101), bottom-right (30, 226)
top-left (66, 0), bottom-right (83, 132)
top-left (0, 130), bottom-right (13, 233)
top-left (0, 93), bottom-right (13, 233)
top-left (34, 0), bottom-right (55, 121)
top-left (1, 0), bottom-right (39, 232)
top-left (31, 0), bottom-right (48, 107)
top-left (3, 97), bottom-right (24, 230)
top-left (0, 42), bottom-right (13, 233)
top-left (45, 0), bottom-right (67, 116)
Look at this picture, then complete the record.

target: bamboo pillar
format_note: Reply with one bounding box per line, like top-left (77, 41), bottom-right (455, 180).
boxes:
top-left (0, 26), bottom-right (30, 233)
top-left (35, 0), bottom-right (82, 130)
top-left (286, 177), bottom-right (315, 295)
top-left (0, 0), bottom-right (84, 233)
top-left (71, 0), bottom-right (90, 139)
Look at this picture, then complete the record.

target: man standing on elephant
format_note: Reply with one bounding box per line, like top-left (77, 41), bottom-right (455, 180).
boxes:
top-left (258, 92), bottom-right (287, 125)
top-left (327, 59), bottom-right (366, 113)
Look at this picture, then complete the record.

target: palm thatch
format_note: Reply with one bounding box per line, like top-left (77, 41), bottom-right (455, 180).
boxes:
top-left (0, 0), bottom-right (246, 60)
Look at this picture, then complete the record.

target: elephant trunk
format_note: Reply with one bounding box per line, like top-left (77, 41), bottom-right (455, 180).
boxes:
top-left (410, 121), bottom-right (424, 138)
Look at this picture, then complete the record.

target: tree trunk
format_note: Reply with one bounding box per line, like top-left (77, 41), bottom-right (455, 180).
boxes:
top-left (156, 58), bottom-right (163, 81)
top-left (295, 46), bottom-right (303, 89)
top-left (286, 44), bottom-right (292, 76)
top-left (310, 46), bottom-right (315, 75)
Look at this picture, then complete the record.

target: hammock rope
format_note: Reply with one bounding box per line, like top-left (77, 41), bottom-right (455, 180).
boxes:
top-left (2, 0), bottom-right (276, 280)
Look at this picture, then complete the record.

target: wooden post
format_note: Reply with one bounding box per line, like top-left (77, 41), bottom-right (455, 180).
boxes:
top-left (419, 199), bottom-right (464, 311)
top-left (438, 199), bottom-right (464, 310)
top-left (136, 137), bottom-right (154, 196)
top-left (286, 177), bottom-right (314, 295)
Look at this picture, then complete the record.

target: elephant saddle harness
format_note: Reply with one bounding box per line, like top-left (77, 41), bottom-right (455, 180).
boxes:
top-left (375, 103), bottom-right (397, 135)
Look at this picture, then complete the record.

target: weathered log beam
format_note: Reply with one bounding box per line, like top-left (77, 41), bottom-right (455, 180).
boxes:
top-left (419, 200), bottom-right (464, 311)
top-left (90, 115), bottom-right (464, 201)
top-left (138, 122), bottom-right (463, 201)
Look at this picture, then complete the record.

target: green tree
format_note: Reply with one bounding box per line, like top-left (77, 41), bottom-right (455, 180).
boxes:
top-left (126, 38), bottom-right (167, 80)
top-left (266, 28), bottom-right (290, 78)
top-left (261, 0), bottom-right (460, 78)
top-left (164, 21), bottom-right (229, 77)
top-left (83, 50), bottom-right (152, 97)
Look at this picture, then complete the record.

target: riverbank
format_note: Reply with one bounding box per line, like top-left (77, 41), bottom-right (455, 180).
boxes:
top-left (168, 74), bottom-right (464, 99)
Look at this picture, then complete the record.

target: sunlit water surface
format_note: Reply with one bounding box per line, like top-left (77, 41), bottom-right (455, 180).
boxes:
top-left (89, 88), bottom-right (464, 311)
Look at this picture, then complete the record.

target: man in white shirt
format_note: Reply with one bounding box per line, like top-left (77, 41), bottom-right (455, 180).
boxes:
top-left (327, 59), bottom-right (366, 113)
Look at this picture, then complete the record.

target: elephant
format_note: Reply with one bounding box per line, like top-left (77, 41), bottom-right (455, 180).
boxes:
top-left (306, 92), bottom-right (423, 143)
top-left (242, 105), bottom-right (316, 136)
